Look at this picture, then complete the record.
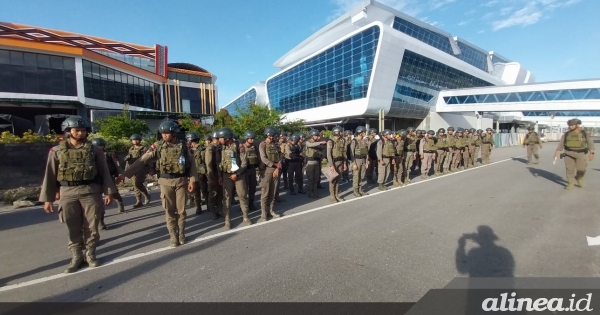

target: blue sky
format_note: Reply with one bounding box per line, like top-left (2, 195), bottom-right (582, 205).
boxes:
top-left (1, 0), bottom-right (598, 108)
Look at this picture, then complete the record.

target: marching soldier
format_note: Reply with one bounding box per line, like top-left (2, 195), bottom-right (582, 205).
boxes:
top-left (186, 132), bottom-right (208, 215)
top-left (242, 131), bottom-right (259, 211)
top-left (419, 130), bottom-right (437, 179)
top-left (554, 118), bottom-right (595, 190)
top-left (523, 126), bottom-right (542, 165)
top-left (350, 126), bottom-right (370, 196)
top-left (392, 130), bottom-right (406, 186)
top-left (326, 126), bottom-right (347, 202)
top-left (279, 131), bottom-right (289, 189)
top-left (376, 129), bottom-right (395, 191)
top-left (117, 120), bottom-right (197, 247)
top-left (217, 127), bottom-right (251, 229)
top-left (259, 127), bottom-right (283, 220)
top-left (434, 128), bottom-right (447, 176)
top-left (481, 127), bottom-right (495, 164)
top-left (304, 129), bottom-right (326, 198)
top-left (342, 130), bottom-right (353, 183)
top-left (91, 138), bottom-right (125, 219)
top-left (443, 127), bottom-right (456, 173)
top-left (472, 129), bottom-right (483, 166)
top-left (40, 117), bottom-right (116, 273)
top-left (403, 127), bottom-right (418, 183)
top-left (205, 130), bottom-right (223, 220)
top-left (452, 128), bottom-right (468, 171)
top-left (284, 134), bottom-right (306, 195)
top-left (125, 134), bottom-right (151, 209)
top-left (365, 128), bottom-right (379, 184)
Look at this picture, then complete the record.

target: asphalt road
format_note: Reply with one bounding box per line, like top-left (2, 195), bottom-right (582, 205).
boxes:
top-left (1, 143), bottom-right (598, 302)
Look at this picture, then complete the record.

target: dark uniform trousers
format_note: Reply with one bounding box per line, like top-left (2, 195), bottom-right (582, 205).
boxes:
top-left (287, 161), bottom-right (303, 190)
top-left (443, 149), bottom-right (454, 171)
top-left (260, 167), bottom-right (279, 213)
top-left (392, 156), bottom-right (404, 185)
top-left (245, 167), bottom-right (257, 204)
top-left (131, 169), bottom-right (149, 200)
top-left (207, 179), bottom-right (223, 215)
top-left (306, 162), bottom-right (321, 195)
top-left (403, 151), bottom-right (416, 182)
top-left (159, 177), bottom-right (188, 236)
top-left (60, 184), bottom-right (104, 250)
top-left (352, 158), bottom-right (367, 190)
top-left (192, 174), bottom-right (209, 209)
top-left (329, 160), bottom-right (345, 199)
top-left (222, 173), bottom-right (249, 217)
top-left (281, 160), bottom-right (289, 188)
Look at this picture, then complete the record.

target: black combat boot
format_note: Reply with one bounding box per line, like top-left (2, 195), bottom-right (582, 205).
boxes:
top-left (132, 196), bottom-right (143, 208)
top-left (248, 199), bottom-right (258, 211)
top-left (289, 186), bottom-right (297, 195)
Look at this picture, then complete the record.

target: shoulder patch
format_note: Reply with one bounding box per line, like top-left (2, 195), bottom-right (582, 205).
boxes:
top-left (49, 147), bottom-right (54, 152)
top-left (150, 143), bottom-right (157, 151)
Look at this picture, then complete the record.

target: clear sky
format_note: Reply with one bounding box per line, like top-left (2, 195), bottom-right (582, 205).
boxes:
top-left (1, 0), bottom-right (598, 108)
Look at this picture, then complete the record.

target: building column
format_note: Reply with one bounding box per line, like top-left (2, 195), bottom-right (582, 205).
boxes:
top-left (74, 57), bottom-right (86, 105)
top-left (495, 120), bottom-right (500, 133)
top-left (365, 118), bottom-right (370, 131)
top-left (534, 121), bottom-right (539, 133)
top-left (476, 112), bottom-right (482, 130)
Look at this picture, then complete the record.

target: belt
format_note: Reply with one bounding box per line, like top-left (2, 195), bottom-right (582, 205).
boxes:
top-left (566, 148), bottom-right (587, 153)
top-left (382, 155), bottom-right (394, 158)
top-left (286, 158), bottom-right (302, 163)
top-left (424, 150), bottom-right (435, 153)
top-left (160, 173), bottom-right (186, 179)
top-left (333, 157), bottom-right (345, 162)
top-left (407, 149), bottom-right (416, 152)
top-left (395, 154), bottom-right (403, 157)
top-left (354, 154), bottom-right (366, 159)
top-left (306, 157), bottom-right (320, 161)
top-left (59, 180), bottom-right (95, 187)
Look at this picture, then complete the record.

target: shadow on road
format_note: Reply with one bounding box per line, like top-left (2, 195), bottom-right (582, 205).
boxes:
top-left (527, 166), bottom-right (568, 187)
top-left (511, 157), bottom-right (528, 164)
top-left (0, 207), bottom-right (58, 231)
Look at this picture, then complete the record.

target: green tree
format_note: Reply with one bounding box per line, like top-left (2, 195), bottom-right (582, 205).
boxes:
top-left (95, 105), bottom-right (149, 139)
top-left (178, 113), bottom-right (210, 136)
top-left (213, 108), bottom-right (235, 129)
top-left (229, 103), bottom-right (306, 137)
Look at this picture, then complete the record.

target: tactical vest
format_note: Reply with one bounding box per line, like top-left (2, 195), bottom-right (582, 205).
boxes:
top-left (395, 140), bottom-right (404, 155)
top-left (288, 144), bottom-right (302, 161)
top-left (57, 141), bottom-right (98, 182)
top-left (406, 137), bottom-right (417, 151)
top-left (436, 136), bottom-right (447, 149)
top-left (473, 135), bottom-right (482, 146)
top-left (424, 138), bottom-right (437, 151)
top-left (525, 133), bottom-right (539, 145)
top-left (246, 144), bottom-right (259, 167)
top-left (267, 142), bottom-right (280, 163)
top-left (353, 138), bottom-right (368, 156)
top-left (466, 135), bottom-right (473, 146)
top-left (155, 140), bottom-right (188, 175)
top-left (219, 144), bottom-right (238, 173)
top-left (446, 134), bottom-right (456, 147)
top-left (383, 140), bottom-right (396, 157)
top-left (129, 146), bottom-right (145, 161)
top-left (564, 131), bottom-right (587, 150)
top-left (455, 137), bottom-right (467, 148)
top-left (331, 139), bottom-right (346, 159)
top-left (482, 134), bottom-right (493, 144)
top-left (104, 151), bottom-right (118, 176)
top-left (305, 140), bottom-right (323, 159)
top-left (193, 146), bottom-right (207, 175)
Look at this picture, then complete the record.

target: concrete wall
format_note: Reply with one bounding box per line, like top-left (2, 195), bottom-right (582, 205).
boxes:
top-left (418, 112), bottom-right (493, 131)
top-left (0, 143), bottom-right (55, 190)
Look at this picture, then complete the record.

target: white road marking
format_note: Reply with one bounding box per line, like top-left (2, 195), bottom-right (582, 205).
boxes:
top-left (587, 236), bottom-right (600, 246)
top-left (0, 155), bottom-right (522, 293)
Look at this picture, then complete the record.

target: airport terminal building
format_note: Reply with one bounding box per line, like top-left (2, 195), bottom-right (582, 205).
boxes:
top-left (0, 22), bottom-right (218, 133)
top-left (224, 0), bottom-right (600, 132)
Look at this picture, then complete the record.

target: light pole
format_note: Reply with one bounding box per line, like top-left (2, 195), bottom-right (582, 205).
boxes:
top-left (550, 113), bottom-right (554, 140)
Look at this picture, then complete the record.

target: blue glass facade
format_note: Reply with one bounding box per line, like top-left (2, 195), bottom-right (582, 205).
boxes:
top-left (392, 17), bottom-right (454, 55)
top-left (266, 26), bottom-right (380, 113)
top-left (522, 111), bottom-right (600, 117)
top-left (491, 55), bottom-right (509, 64)
top-left (226, 88), bottom-right (257, 116)
top-left (456, 42), bottom-right (488, 72)
top-left (443, 88), bottom-right (600, 105)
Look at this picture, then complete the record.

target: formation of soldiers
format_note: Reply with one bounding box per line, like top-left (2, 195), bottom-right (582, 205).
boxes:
top-left (39, 117), bottom-right (593, 275)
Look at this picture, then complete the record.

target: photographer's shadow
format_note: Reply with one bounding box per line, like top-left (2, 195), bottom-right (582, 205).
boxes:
top-left (456, 226), bottom-right (514, 277)
top-left (527, 166), bottom-right (568, 187)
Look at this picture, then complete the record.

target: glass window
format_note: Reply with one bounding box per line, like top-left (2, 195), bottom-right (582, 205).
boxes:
top-left (456, 42), bottom-right (488, 72)
top-left (225, 88), bottom-right (257, 116)
top-left (267, 25), bottom-right (380, 113)
top-left (0, 50), bottom-right (9, 64)
top-left (63, 58), bottom-right (75, 71)
top-left (23, 53), bottom-right (37, 67)
top-left (392, 17), bottom-right (454, 55)
top-left (9, 51), bottom-right (24, 66)
top-left (37, 54), bottom-right (51, 68)
top-left (50, 56), bottom-right (63, 70)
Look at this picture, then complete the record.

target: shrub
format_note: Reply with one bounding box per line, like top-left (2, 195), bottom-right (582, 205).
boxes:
top-left (0, 130), bottom-right (59, 144)
top-left (94, 105), bottom-right (150, 139)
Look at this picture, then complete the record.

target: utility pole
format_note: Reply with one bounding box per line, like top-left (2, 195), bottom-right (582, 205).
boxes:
top-left (378, 109), bottom-right (384, 131)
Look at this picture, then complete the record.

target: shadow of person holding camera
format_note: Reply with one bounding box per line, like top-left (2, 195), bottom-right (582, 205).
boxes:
top-left (456, 225), bottom-right (514, 277)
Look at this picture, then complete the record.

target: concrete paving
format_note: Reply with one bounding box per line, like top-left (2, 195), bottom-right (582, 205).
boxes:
top-left (0, 143), bottom-right (598, 302)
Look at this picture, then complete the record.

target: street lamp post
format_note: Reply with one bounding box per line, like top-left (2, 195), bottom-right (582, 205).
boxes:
top-left (550, 114), bottom-right (554, 140)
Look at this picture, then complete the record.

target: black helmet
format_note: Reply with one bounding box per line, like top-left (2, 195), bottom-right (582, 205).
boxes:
top-left (290, 134), bottom-right (301, 142)
top-left (204, 134), bottom-right (212, 141)
top-left (243, 130), bottom-right (256, 139)
top-left (130, 134), bottom-right (142, 140)
top-left (438, 128), bottom-right (445, 133)
top-left (381, 129), bottom-right (392, 136)
top-left (299, 133), bottom-right (307, 138)
top-left (158, 120), bottom-right (180, 133)
top-left (568, 118), bottom-right (581, 126)
top-left (447, 127), bottom-right (455, 132)
top-left (273, 129), bottom-right (281, 137)
top-left (61, 116), bottom-right (91, 132)
top-left (344, 130), bottom-right (353, 136)
top-left (280, 131), bottom-right (288, 137)
top-left (476, 129), bottom-right (483, 134)
top-left (217, 127), bottom-right (234, 140)
top-left (416, 130), bottom-right (423, 135)
top-left (406, 127), bottom-right (415, 132)
top-left (185, 132), bottom-right (200, 142)
top-left (399, 130), bottom-right (407, 137)
top-left (457, 128), bottom-right (465, 133)
top-left (427, 130), bottom-right (435, 135)
top-left (210, 129), bottom-right (219, 139)
top-left (91, 138), bottom-right (106, 147)
top-left (332, 125), bottom-right (343, 135)
top-left (486, 128), bottom-right (493, 131)
top-left (368, 128), bottom-right (378, 135)
top-left (264, 126), bottom-right (278, 136)
top-left (527, 126), bottom-right (534, 130)
top-left (355, 126), bottom-right (367, 134)
top-left (308, 129), bottom-right (320, 137)
top-left (469, 128), bottom-right (476, 133)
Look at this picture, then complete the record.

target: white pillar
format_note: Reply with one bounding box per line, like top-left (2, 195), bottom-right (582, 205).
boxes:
top-left (476, 113), bottom-right (482, 129)
top-left (495, 120), bottom-right (500, 133)
top-left (534, 122), bottom-right (539, 133)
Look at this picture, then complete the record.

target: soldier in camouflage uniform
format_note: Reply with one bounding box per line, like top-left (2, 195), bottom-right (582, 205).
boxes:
top-left (278, 131), bottom-right (289, 189)
top-left (554, 118), bottom-right (596, 190)
top-left (464, 129), bottom-right (473, 169)
top-left (443, 127), bottom-right (456, 173)
top-left (284, 134), bottom-right (306, 195)
top-left (327, 126), bottom-right (348, 202)
top-left (376, 129), bottom-right (395, 191)
top-left (259, 127), bottom-right (283, 220)
top-left (186, 132), bottom-right (208, 215)
top-left (91, 138), bottom-right (125, 221)
top-left (124, 134), bottom-right (151, 209)
top-left (118, 120), bottom-right (197, 247)
top-left (349, 126), bottom-right (370, 196)
top-left (434, 128), bottom-right (447, 176)
top-left (241, 131), bottom-right (259, 211)
top-left (342, 130), bottom-right (353, 183)
top-left (40, 117), bottom-right (116, 273)
top-left (522, 126), bottom-right (542, 165)
top-left (205, 130), bottom-right (223, 220)
top-left (452, 128), bottom-right (468, 171)
top-left (419, 130), bottom-right (437, 179)
top-left (365, 128), bottom-right (379, 184)
top-left (481, 128), bottom-right (495, 164)
top-left (392, 130), bottom-right (406, 186)
top-left (403, 127), bottom-right (418, 183)
top-left (472, 129), bottom-right (483, 166)
top-left (304, 129), bottom-right (327, 198)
